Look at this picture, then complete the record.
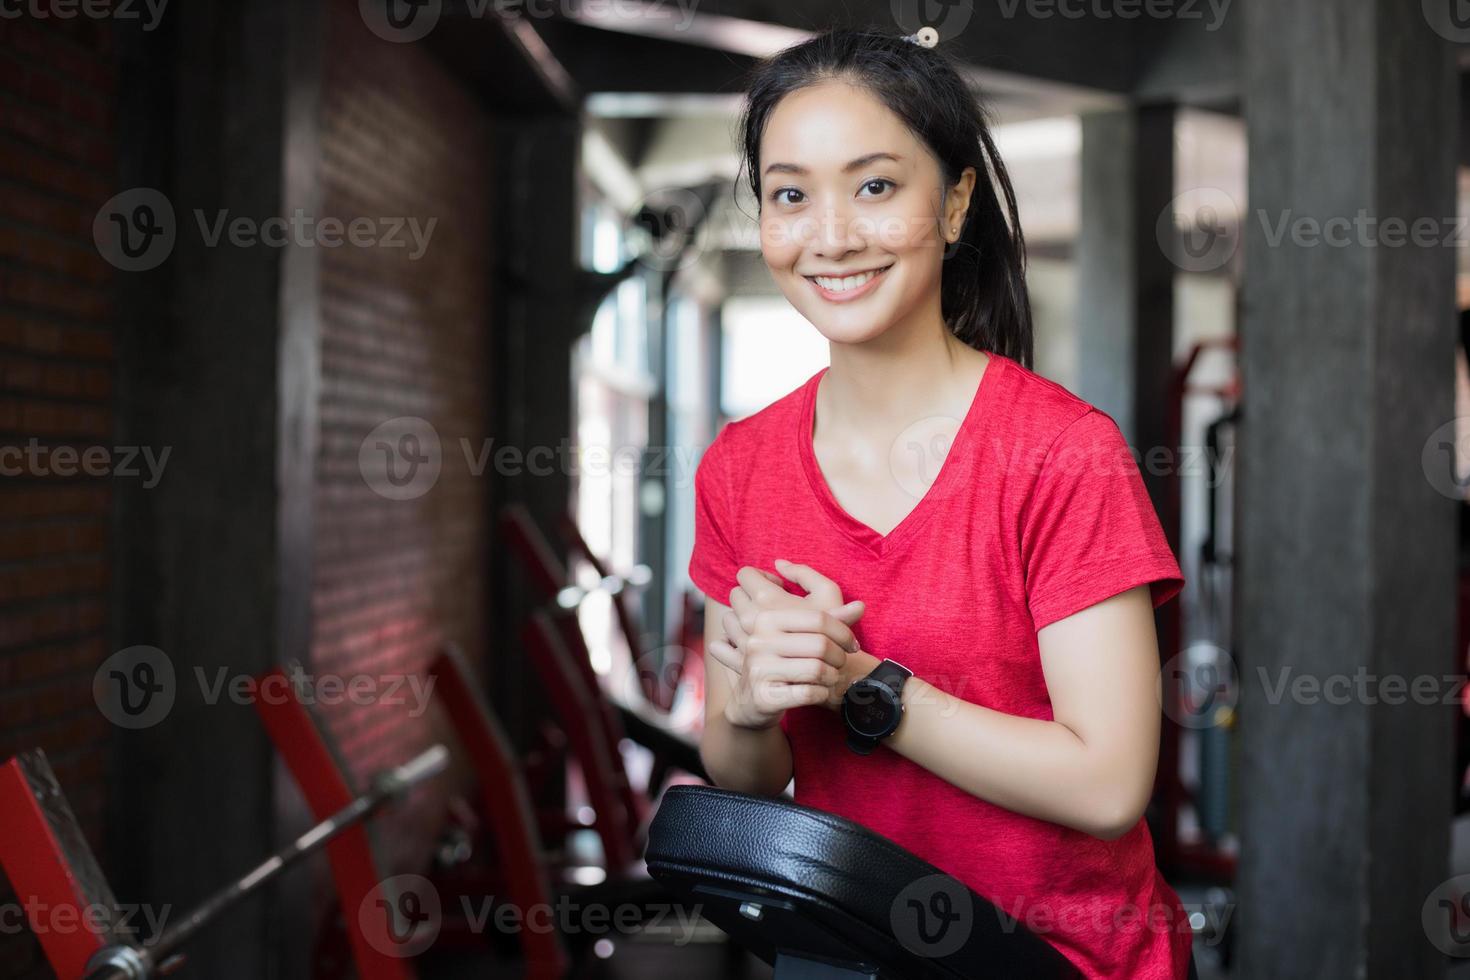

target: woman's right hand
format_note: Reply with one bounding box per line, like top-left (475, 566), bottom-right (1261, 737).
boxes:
top-left (709, 565), bottom-right (864, 730)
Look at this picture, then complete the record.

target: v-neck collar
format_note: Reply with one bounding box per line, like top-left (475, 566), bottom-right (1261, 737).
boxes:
top-left (796, 353), bottom-right (1007, 559)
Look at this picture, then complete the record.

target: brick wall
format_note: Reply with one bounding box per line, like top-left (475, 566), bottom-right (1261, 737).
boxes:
top-left (311, 0), bottom-right (493, 873)
top-left (0, 13), bottom-right (116, 979)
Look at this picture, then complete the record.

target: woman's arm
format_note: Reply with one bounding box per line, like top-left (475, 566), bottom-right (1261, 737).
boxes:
top-left (697, 596), bottom-right (797, 798)
top-left (728, 563), bottom-right (1162, 840)
top-left (875, 585), bottom-right (1161, 840)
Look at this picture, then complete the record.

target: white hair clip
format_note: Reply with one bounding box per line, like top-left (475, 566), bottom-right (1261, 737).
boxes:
top-left (901, 27), bottom-right (939, 48)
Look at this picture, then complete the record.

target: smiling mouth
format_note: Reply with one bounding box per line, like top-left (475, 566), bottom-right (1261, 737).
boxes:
top-left (803, 264), bottom-right (894, 296)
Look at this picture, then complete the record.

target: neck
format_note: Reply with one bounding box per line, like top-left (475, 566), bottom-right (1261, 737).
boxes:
top-left (819, 301), bottom-right (990, 436)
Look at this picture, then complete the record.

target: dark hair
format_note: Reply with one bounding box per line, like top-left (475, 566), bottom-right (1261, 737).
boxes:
top-left (736, 28), bottom-right (1034, 369)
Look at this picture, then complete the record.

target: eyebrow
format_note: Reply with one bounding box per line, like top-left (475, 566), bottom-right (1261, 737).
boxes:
top-left (762, 152), bottom-right (903, 177)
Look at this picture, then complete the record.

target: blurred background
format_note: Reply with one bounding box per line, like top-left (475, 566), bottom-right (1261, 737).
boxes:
top-left (0, 1), bottom-right (1463, 978)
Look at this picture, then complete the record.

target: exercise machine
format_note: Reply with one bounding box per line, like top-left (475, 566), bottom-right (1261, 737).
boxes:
top-left (645, 784), bottom-right (1083, 979)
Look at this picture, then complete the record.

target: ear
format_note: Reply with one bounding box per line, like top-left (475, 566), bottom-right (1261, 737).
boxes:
top-left (945, 167), bottom-right (978, 239)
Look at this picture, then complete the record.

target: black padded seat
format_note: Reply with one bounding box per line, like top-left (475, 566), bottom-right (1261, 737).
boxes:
top-left (645, 784), bottom-right (1083, 979)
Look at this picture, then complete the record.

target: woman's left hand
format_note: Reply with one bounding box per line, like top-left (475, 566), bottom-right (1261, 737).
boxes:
top-left (718, 559), bottom-right (879, 711)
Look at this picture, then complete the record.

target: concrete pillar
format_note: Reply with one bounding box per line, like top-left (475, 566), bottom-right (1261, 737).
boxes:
top-left (1076, 104), bottom-right (1176, 511)
top-left (109, 1), bottom-right (321, 976)
top-left (1237, 3), bottom-right (1457, 977)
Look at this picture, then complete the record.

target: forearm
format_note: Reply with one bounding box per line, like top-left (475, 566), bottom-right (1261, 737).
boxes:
top-left (699, 711), bottom-right (794, 798)
top-left (880, 675), bottom-right (1148, 839)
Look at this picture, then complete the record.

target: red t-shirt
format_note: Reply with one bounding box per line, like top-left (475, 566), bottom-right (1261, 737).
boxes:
top-left (688, 352), bottom-right (1191, 979)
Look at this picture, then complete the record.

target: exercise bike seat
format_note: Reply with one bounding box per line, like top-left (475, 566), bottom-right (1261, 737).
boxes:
top-left (645, 784), bottom-right (1083, 979)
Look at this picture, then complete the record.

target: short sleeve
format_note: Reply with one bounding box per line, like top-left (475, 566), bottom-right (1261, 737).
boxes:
top-left (1020, 409), bottom-right (1184, 632)
top-left (688, 427), bottom-right (741, 605)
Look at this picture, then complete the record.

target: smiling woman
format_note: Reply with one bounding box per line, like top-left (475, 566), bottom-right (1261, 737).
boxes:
top-left (691, 28), bottom-right (1197, 980)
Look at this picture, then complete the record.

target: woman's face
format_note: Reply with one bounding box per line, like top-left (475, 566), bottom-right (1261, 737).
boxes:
top-left (757, 80), bottom-right (970, 346)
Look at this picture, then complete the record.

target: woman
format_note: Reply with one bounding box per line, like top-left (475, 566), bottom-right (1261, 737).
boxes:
top-left (688, 28), bottom-right (1196, 980)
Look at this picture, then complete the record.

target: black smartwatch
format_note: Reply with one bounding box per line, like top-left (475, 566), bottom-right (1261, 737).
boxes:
top-left (842, 659), bottom-right (913, 755)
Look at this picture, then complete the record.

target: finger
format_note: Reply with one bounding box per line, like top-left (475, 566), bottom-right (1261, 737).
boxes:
top-left (721, 610), bottom-right (750, 648)
top-left (748, 628), bottom-right (849, 671)
top-left (707, 638), bottom-right (744, 675)
top-left (755, 608), bottom-right (859, 656)
top-left (737, 565), bottom-right (792, 606)
top-left (756, 682), bottom-right (831, 712)
top-left (729, 587), bottom-right (759, 633)
top-left (828, 600), bottom-right (866, 626)
top-left (773, 558), bottom-right (841, 604)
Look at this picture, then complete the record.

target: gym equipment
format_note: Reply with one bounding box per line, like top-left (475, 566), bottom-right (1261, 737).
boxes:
top-left (252, 664), bottom-right (435, 980)
top-left (426, 644), bottom-right (571, 978)
top-left (645, 784), bottom-right (1083, 979)
top-left (0, 744), bottom-right (445, 980)
top-left (501, 506), bottom-right (706, 869)
top-left (1158, 336), bottom-right (1239, 881)
top-left (427, 643), bottom-right (701, 974)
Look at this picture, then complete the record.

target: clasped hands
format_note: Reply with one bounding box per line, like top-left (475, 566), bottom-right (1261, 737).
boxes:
top-left (708, 558), bottom-right (881, 730)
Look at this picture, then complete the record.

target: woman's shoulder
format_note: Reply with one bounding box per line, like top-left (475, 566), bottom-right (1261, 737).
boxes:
top-left (989, 354), bottom-right (1123, 455)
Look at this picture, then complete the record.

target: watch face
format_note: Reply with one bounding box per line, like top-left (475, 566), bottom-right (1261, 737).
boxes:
top-left (844, 679), bottom-right (898, 737)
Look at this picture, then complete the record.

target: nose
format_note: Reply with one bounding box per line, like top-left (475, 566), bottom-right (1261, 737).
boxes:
top-left (802, 197), bottom-right (868, 260)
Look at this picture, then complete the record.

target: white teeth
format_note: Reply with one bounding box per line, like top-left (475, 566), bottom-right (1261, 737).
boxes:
top-left (812, 267), bottom-right (886, 292)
